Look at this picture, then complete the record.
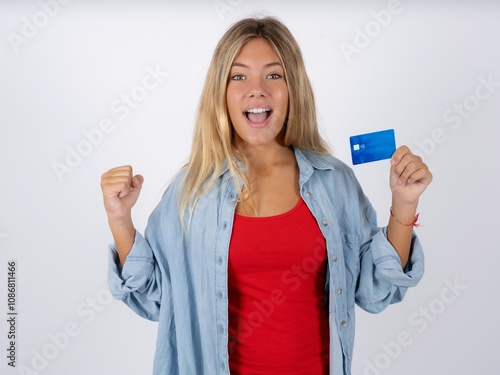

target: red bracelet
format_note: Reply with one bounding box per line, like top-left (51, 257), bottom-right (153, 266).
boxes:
top-left (390, 207), bottom-right (421, 228)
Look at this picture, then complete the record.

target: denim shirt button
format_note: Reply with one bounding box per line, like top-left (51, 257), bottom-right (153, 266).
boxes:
top-left (332, 255), bottom-right (338, 262)
top-left (217, 290), bottom-right (224, 300)
top-left (322, 219), bottom-right (328, 226)
top-left (337, 288), bottom-right (343, 295)
top-left (341, 321), bottom-right (348, 328)
top-left (306, 191), bottom-right (312, 198)
top-left (217, 324), bottom-right (224, 333)
top-left (222, 222), bottom-right (228, 230)
top-left (217, 256), bottom-right (223, 265)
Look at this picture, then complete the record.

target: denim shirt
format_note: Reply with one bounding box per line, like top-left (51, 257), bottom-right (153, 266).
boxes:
top-left (108, 148), bottom-right (424, 375)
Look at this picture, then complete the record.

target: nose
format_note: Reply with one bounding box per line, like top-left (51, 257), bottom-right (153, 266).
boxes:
top-left (248, 77), bottom-right (267, 98)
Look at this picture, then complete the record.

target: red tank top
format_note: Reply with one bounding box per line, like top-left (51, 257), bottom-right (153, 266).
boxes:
top-left (228, 198), bottom-right (329, 374)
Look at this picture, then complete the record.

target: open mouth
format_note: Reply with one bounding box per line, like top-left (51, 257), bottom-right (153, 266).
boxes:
top-left (244, 108), bottom-right (272, 124)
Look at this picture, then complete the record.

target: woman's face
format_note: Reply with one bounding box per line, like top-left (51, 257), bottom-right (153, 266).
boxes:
top-left (226, 38), bottom-right (289, 150)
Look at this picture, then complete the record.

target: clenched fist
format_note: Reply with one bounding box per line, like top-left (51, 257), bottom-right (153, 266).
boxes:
top-left (100, 165), bottom-right (144, 223)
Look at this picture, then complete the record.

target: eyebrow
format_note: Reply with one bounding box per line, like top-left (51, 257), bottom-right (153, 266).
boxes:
top-left (231, 62), bottom-right (283, 69)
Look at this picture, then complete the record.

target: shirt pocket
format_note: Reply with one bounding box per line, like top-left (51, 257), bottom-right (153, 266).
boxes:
top-left (341, 232), bottom-right (361, 309)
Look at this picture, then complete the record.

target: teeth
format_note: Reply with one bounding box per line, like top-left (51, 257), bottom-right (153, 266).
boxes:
top-left (246, 108), bottom-right (271, 114)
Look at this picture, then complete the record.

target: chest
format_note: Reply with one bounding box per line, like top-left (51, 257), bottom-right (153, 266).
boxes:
top-left (229, 198), bottom-right (327, 278)
top-left (235, 163), bottom-right (300, 217)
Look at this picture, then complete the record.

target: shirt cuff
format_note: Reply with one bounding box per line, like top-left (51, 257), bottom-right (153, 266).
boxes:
top-left (107, 231), bottom-right (156, 300)
top-left (371, 227), bottom-right (425, 288)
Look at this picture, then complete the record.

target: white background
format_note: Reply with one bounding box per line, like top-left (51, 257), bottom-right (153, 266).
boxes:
top-left (0, 1), bottom-right (499, 374)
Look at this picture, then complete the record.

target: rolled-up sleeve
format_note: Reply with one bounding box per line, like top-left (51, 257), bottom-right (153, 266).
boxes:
top-left (107, 230), bottom-right (162, 321)
top-left (355, 204), bottom-right (425, 314)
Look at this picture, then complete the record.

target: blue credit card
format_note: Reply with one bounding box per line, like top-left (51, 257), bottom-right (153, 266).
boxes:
top-left (350, 129), bottom-right (396, 165)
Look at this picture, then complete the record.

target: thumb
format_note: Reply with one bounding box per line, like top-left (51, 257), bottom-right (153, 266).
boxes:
top-left (131, 174), bottom-right (144, 189)
top-left (119, 174), bottom-right (144, 209)
top-left (128, 174), bottom-right (144, 195)
top-left (389, 164), bottom-right (403, 189)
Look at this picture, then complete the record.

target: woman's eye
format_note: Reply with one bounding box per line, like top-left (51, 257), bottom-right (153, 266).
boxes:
top-left (231, 75), bottom-right (245, 81)
top-left (267, 73), bottom-right (282, 79)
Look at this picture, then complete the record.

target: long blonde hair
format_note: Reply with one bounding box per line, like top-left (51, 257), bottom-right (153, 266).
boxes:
top-left (179, 16), bottom-right (330, 223)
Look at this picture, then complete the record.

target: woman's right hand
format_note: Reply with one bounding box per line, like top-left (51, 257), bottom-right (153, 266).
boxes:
top-left (100, 165), bottom-right (144, 223)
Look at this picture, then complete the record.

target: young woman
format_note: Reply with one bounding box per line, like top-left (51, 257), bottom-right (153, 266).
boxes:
top-left (101, 16), bottom-right (432, 375)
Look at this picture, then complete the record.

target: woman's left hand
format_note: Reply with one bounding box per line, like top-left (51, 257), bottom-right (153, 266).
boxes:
top-left (390, 145), bottom-right (433, 205)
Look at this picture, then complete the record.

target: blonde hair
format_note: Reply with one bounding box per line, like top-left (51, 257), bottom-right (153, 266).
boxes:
top-left (179, 16), bottom-right (330, 223)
